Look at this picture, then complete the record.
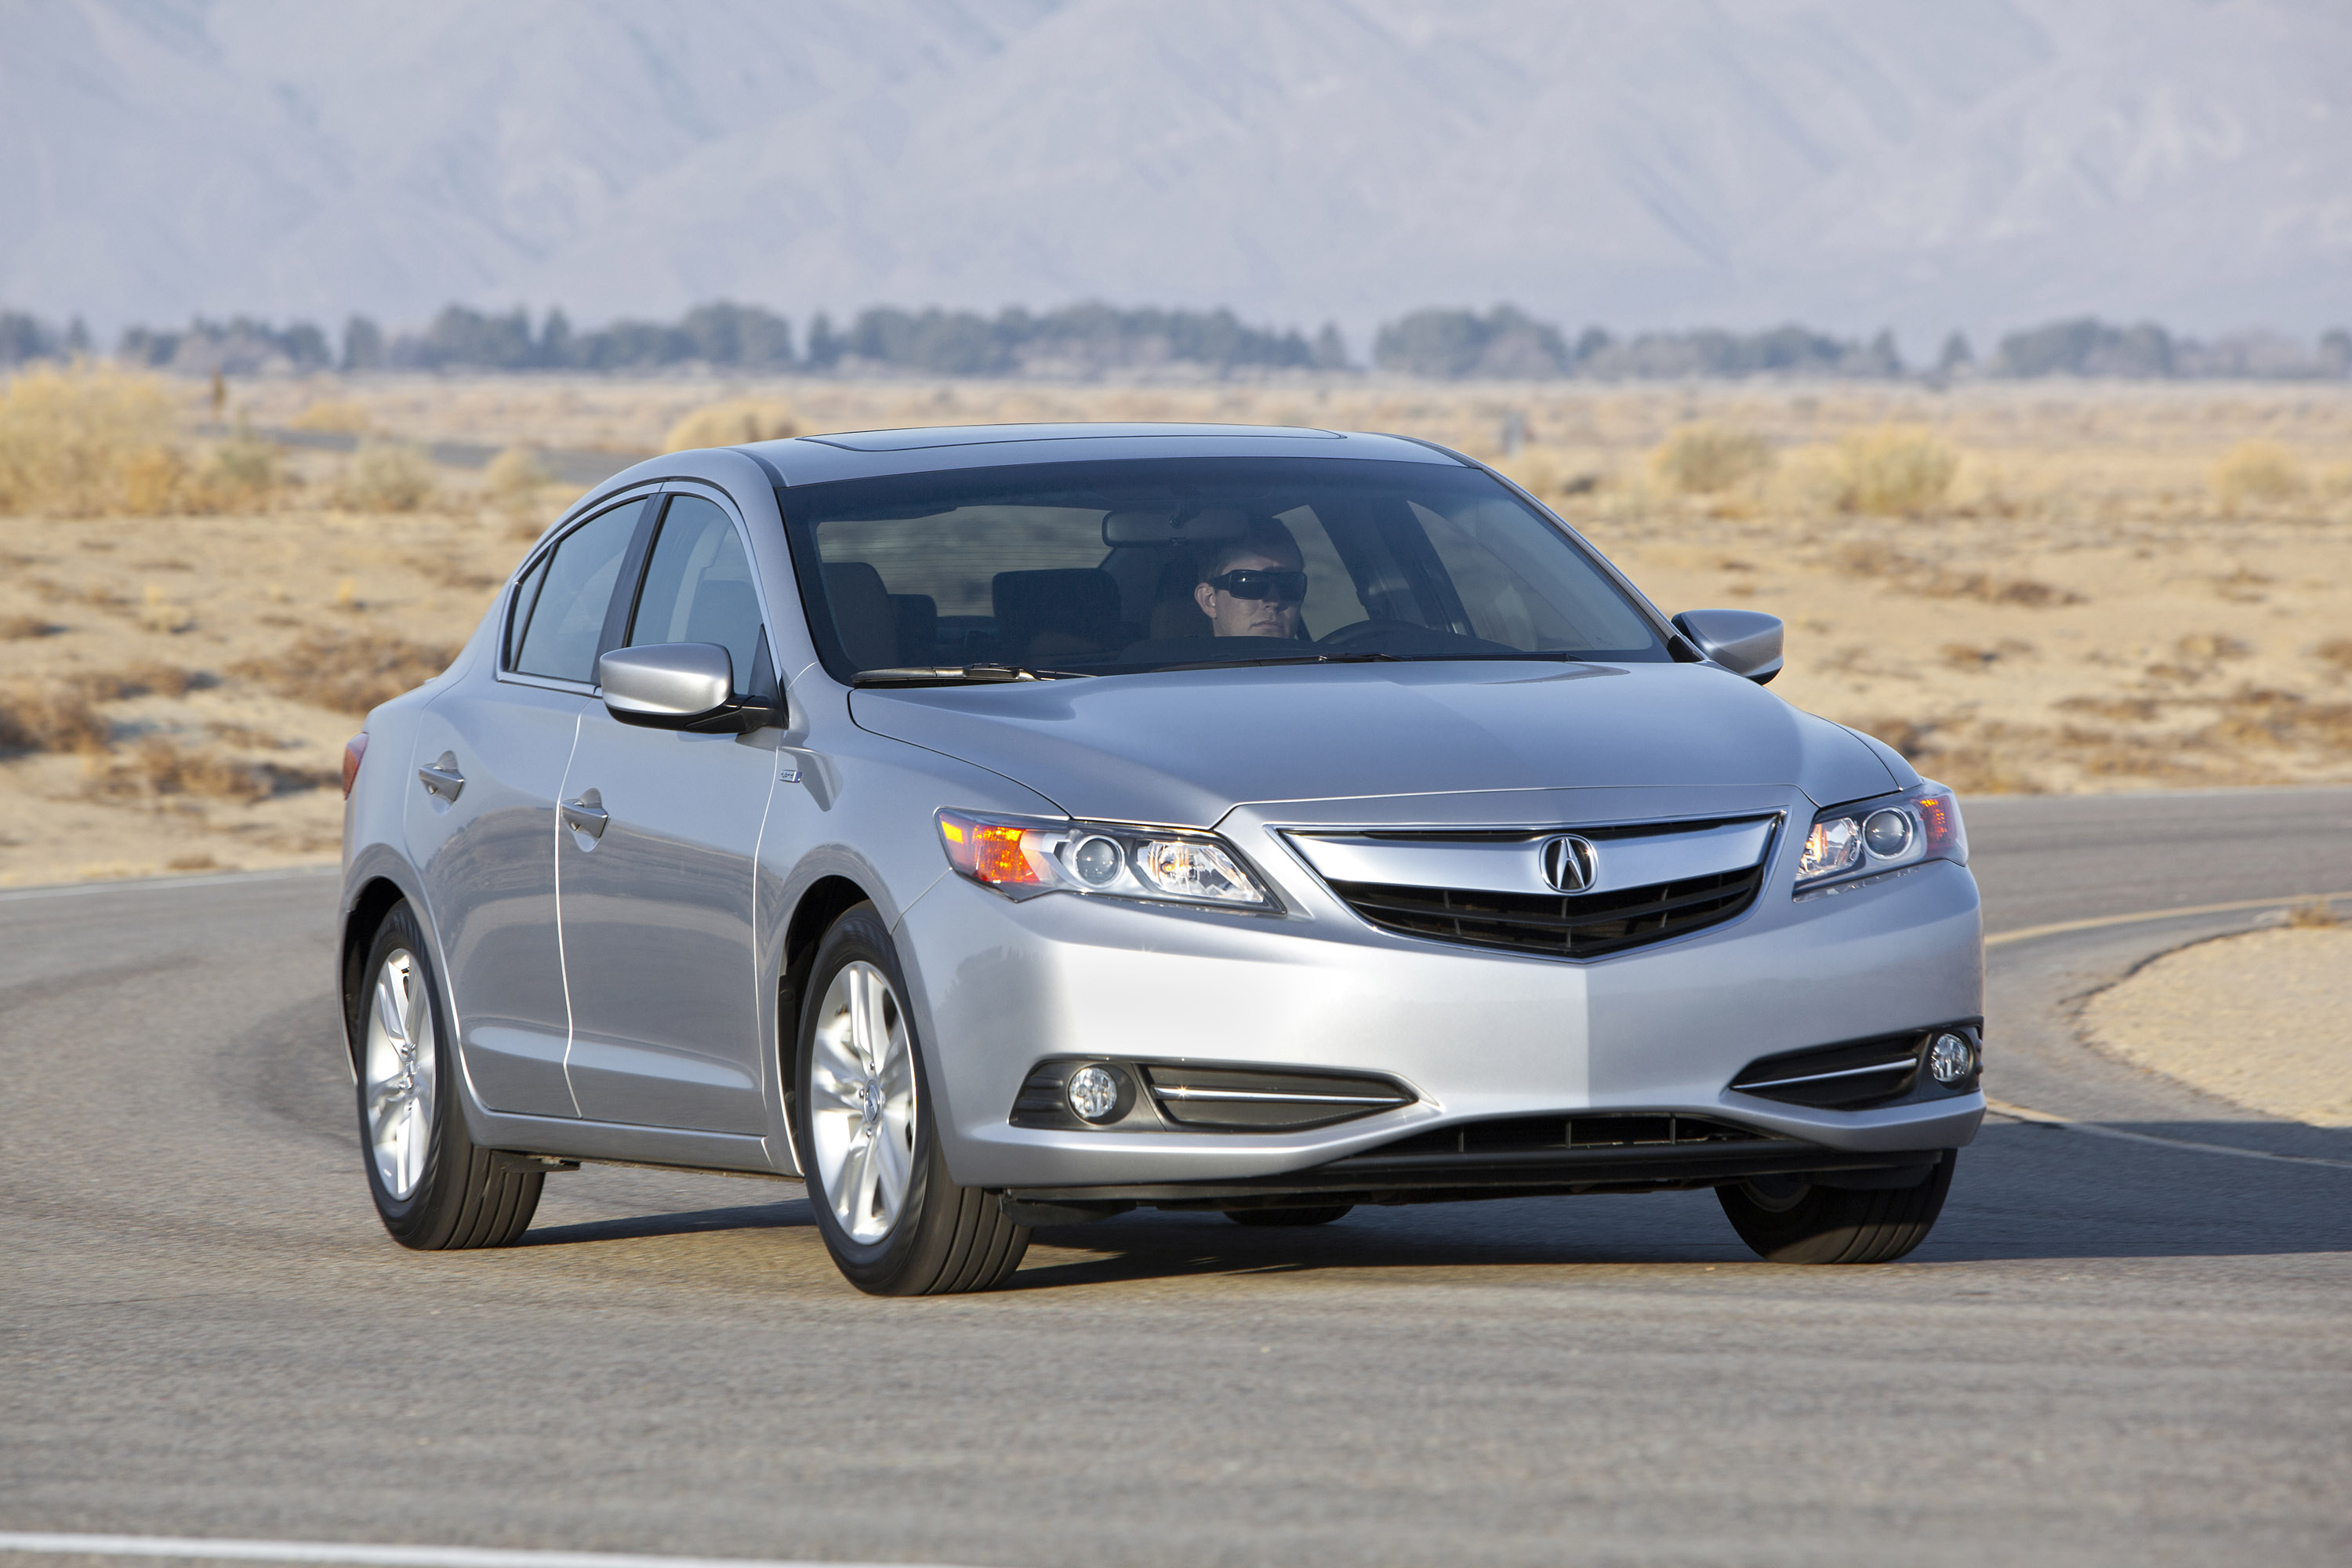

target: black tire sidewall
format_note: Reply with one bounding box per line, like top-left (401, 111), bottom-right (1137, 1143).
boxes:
top-left (1719, 1154), bottom-right (1958, 1264)
top-left (792, 904), bottom-right (943, 1287)
top-left (356, 901), bottom-right (467, 1244)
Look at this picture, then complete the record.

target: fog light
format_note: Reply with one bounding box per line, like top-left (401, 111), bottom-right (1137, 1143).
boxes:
top-left (1065, 1064), bottom-right (1127, 1123)
top-left (1926, 1032), bottom-right (1977, 1087)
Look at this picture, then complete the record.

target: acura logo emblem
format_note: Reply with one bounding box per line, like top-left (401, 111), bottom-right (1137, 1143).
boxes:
top-left (1541, 835), bottom-right (1599, 894)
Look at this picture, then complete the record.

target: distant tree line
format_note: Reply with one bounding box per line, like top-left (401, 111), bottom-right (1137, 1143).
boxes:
top-left (4, 300), bottom-right (2348, 381)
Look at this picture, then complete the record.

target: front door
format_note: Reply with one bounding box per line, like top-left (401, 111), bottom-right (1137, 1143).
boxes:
top-left (557, 492), bottom-right (779, 1133)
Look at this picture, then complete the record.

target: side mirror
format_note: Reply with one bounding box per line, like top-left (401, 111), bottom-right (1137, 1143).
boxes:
top-left (598, 643), bottom-right (774, 732)
top-left (1671, 609), bottom-right (1784, 684)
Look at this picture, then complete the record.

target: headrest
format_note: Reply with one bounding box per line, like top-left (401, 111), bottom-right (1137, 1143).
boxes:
top-left (822, 561), bottom-right (898, 670)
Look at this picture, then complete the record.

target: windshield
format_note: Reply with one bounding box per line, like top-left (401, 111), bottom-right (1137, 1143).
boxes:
top-left (778, 456), bottom-right (1667, 681)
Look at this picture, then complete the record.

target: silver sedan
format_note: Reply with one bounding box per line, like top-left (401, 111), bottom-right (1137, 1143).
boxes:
top-left (339, 423), bottom-right (1983, 1294)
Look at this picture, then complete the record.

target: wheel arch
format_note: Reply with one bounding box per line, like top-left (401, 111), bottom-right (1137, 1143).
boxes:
top-left (340, 874), bottom-right (414, 1071)
top-left (779, 874), bottom-right (879, 1048)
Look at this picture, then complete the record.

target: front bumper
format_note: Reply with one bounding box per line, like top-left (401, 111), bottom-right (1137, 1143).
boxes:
top-left (894, 801), bottom-right (1984, 1192)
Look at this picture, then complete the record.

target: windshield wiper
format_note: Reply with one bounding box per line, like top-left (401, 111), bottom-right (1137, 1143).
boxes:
top-left (1151, 651), bottom-right (1405, 673)
top-left (853, 662), bottom-right (1097, 688)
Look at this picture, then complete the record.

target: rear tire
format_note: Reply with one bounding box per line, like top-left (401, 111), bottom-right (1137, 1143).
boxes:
top-left (355, 901), bottom-right (541, 1250)
top-left (1717, 1155), bottom-right (1956, 1265)
top-left (1227, 1204), bottom-right (1353, 1227)
top-left (791, 903), bottom-right (1029, 1295)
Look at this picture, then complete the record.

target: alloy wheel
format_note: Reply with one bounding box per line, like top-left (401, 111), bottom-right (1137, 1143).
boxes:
top-left (363, 947), bottom-right (437, 1200)
top-left (808, 960), bottom-right (919, 1243)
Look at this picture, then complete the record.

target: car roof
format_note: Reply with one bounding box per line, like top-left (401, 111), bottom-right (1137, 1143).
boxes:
top-left (737, 423), bottom-right (1470, 485)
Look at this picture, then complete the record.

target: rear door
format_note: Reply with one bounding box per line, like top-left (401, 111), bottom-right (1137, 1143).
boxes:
top-left (408, 494), bottom-right (650, 1117)
top-left (557, 489), bottom-right (781, 1133)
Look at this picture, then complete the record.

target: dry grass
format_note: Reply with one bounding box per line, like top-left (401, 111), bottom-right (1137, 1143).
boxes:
top-left (1830, 541), bottom-right (2082, 608)
top-left (663, 397), bottom-right (798, 452)
top-left (2285, 899), bottom-right (2341, 929)
top-left (2, 613), bottom-right (58, 640)
top-left (2212, 439), bottom-right (2307, 512)
top-left (339, 441), bottom-right (436, 511)
top-left (0, 364), bottom-right (293, 516)
top-left (1650, 423), bottom-right (1772, 495)
top-left (0, 363), bottom-right (181, 515)
top-left (289, 399), bottom-right (371, 434)
top-left (0, 682), bottom-right (110, 753)
top-left (234, 630), bottom-right (458, 715)
top-left (83, 738), bottom-right (335, 804)
top-left (1831, 425), bottom-right (1959, 515)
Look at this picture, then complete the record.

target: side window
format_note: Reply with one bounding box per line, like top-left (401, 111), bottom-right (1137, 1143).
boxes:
top-left (505, 550), bottom-right (553, 670)
top-left (511, 500), bottom-right (644, 683)
top-left (628, 495), bottom-right (768, 694)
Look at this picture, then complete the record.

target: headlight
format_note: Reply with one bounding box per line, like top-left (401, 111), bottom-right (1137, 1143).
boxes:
top-left (937, 809), bottom-right (1276, 909)
top-left (1795, 781), bottom-right (1966, 893)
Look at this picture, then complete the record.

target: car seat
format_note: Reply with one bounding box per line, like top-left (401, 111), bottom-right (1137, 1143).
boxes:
top-left (822, 562), bottom-right (899, 671)
top-left (992, 568), bottom-right (1124, 663)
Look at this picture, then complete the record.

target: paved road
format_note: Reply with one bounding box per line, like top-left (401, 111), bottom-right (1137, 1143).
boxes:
top-left (5, 789), bottom-right (2350, 1567)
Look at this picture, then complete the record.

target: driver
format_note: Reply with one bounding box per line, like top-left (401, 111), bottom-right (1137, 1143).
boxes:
top-left (1192, 518), bottom-right (1307, 638)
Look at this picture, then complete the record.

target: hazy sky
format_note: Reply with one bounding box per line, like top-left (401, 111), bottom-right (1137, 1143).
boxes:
top-left (4, 0), bottom-right (2348, 345)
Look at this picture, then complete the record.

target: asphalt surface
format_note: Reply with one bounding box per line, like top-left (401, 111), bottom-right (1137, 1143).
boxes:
top-left (4, 786), bottom-right (2350, 1567)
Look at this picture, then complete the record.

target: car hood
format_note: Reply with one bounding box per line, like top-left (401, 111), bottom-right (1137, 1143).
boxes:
top-left (849, 661), bottom-right (1898, 828)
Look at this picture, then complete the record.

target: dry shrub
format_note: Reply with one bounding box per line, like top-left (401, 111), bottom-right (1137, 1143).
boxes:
top-left (291, 400), bottom-right (371, 434)
top-left (82, 738), bottom-right (332, 804)
top-left (2205, 687), bottom-right (2352, 753)
top-left (0, 682), bottom-right (111, 753)
top-left (1494, 446), bottom-right (1599, 503)
top-left (484, 443), bottom-right (554, 528)
top-left (96, 740), bottom-right (271, 803)
top-left (140, 584), bottom-right (195, 633)
top-left (2211, 440), bottom-right (2306, 511)
top-left (1836, 425), bottom-right (1958, 515)
top-left (663, 398), bottom-right (798, 453)
top-left (198, 435), bottom-right (281, 509)
top-left (2315, 639), bottom-right (2352, 677)
top-left (0, 363), bottom-right (180, 516)
top-left (2285, 899), bottom-right (2340, 929)
top-left (1650, 423), bottom-right (1773, 495)
top-left (2, 613), bottom-right (58, 639)
top-left (237, 630), bottom-right (457, 714)
top-left (340, 441), bottom-right (436, 511)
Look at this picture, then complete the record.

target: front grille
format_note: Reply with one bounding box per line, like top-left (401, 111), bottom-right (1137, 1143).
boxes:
top-left (1327, 863), bottom-right (1765, 960)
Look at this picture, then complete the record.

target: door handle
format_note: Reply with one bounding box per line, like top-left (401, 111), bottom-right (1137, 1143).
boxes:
top-left (418, 753), bottom-right (465, 801)
top-left (561, 793), bottom-right (608, 840)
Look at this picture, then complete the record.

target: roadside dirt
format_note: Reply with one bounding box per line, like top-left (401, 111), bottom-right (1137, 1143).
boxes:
top-left (2082, 921), bottom-right (2352, 1127)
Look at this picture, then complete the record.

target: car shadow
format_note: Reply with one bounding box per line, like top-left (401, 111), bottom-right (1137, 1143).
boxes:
top-left (993, 1120), bottom-right (2352, 1290)
top-left (486, 1121), bottom-right (2350, 1279)
top-left (521, 1195), bottom-right (817, 1247)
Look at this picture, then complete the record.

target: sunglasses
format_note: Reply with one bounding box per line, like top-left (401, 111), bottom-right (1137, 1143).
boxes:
top-left (1204, 568), bottom-right (1308, 602)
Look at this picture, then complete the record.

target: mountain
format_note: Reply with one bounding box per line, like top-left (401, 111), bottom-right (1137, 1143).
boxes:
top-left (2, 0), bottom-right (2346, 350)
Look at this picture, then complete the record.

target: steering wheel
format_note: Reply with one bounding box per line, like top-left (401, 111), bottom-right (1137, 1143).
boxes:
top-left (1316, 618), bottom-right (1422, 649)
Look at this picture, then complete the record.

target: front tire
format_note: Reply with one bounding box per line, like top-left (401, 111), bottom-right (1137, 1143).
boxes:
top-left (791, 903), bottom-right (1029, 1295)
top-left (355, 901), bottom-right (541, 1249)
top-left (1717, 1155), bottom-right (1957, 1265)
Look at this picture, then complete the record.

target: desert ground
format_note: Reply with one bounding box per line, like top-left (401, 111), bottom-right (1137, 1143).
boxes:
top-left (2, 368), bottom-right (2347, 892)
